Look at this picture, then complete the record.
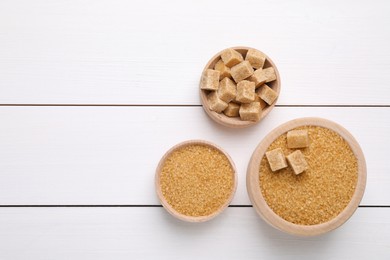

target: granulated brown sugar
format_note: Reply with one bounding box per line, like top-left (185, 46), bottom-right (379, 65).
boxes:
top-left (259, 126), bottom-right (358, 225)
top-left (160, 144), bottom-right (234, 217)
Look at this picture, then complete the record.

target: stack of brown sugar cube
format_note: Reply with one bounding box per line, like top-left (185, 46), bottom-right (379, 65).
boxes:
top-left (266, 129), bottom-right (310, 175)
top-left (201, 48), bottom-right (278, 121)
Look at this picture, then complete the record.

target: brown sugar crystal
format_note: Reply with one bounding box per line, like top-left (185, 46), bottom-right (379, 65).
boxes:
top-left (287, 129), bottom-right (309, 148)
top-left (201, 69), bottom-right (220, 90)
top-left (160, 144), bottom-right (234, 217)
top-left (221, 48), bottom-right (244, 67)
top-left (265, 148), bottom-right (287, 171)
top-left (259, 126), bottom-right (358, 225)
top-left (214, 59), bottom-right (231, 80)
top-left (286, 150), bottom-right (308, 175)
top-left (231, 61), bottom-right (254, 83)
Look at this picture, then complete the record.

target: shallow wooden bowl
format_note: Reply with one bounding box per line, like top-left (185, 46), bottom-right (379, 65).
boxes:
top-left (199, 46), bottom-right (281, 128)
top-left (155, 140), bottom-right (237, 222)
top-left (246, 117), bottom-right (367, 236)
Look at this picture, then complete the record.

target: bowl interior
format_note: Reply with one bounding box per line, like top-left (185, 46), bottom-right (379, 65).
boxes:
top-left (156, 140), bottom-right (237, 222)
top-left (246, 117), bottom-right (367, 236)
top-left (199, 47), bottom-right (281, 128)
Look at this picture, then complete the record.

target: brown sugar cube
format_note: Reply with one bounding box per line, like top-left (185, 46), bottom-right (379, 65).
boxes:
top-left (214, 59), bottom-right (231, 80)
top-left (207, 91), bottom-right (228, 113)
top-left (221, 48), bottom-right (244, 68)
top-left (254, 94), bottom-right (267, 109)
top-left (257, 84), bottom-right (278, 105)
top-left (254, 94), bottom-right (260, 102)
top-left (239, 102), bottom-right (262, 121)
top-left (248, 69), bottom-right (266, 87)
top-left (223, 102), bottom-right (240, 117)
top-left (287, 150), bottom-right (308, 175)
top-left (248, 67), bottom-right (276, 87)
top-left (231, 61), bottom-right (254, 83)
top-left (200, 69), bottom-right (220, 90)
top-left (218, 77), bottom-right (236, 103)
top-left (245, 49), bottom-right (266, 69)
top-left (265, 148), bottom-right (288, 172)
top-left (236, 80), bottom-right (255, 103)
top-left (287, 130), bottom-right (310, 148)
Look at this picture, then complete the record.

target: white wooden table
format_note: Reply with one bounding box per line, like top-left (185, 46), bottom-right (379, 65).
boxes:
top-left (1, 0), bottom-right (390, 259)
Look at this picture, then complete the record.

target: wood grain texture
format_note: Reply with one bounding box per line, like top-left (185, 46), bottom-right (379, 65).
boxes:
top-left (247, 118), bottom-right (366, 236)
top-left (0, 106), bottom-right (388, 205)
top-left (0, 0), bottom-right (390, 105)
top-left (0, 207), bottom-right (389, 259)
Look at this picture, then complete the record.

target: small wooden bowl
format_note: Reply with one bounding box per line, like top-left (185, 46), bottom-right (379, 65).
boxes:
top-left (155, 140), bottom-right (237, 222)
top-left (246, 117), bottom-right (367, 236)
top-left (199, 46), bottom-right (281, 128)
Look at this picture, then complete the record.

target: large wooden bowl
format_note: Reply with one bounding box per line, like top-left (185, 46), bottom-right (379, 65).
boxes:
top-left (199, 47), bottom-right (281, 128)
top-left (246, 117), bottom-right (367, 236)
top-left (155, 140), bottom-right (237, 222)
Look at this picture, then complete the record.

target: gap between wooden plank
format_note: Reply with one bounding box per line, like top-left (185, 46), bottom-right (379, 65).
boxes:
top-left (0, 104), bottom-right (389, 107)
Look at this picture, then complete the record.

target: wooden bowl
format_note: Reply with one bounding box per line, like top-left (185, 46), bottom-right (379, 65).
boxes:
top-left (246, 117), bottom-right (367, 236)
top-left (155, 140), bottom-right (237, 222)
top-left (199, 46), bottom-right (281, 128)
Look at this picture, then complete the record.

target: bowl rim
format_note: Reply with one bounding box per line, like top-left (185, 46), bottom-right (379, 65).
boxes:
top-left (246, 117), bottom-right (367, 236)
top-left (199, 46), bottom-right (281, 128)
top-left (155, 139), bottom-right (238, 222)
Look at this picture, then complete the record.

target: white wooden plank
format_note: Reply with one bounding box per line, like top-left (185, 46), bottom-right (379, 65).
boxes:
top-left (0, 0), bottom-right (390, 105)
top-left (0, 207), bottom-right (389, 259)
top-left (0, 106), bottom-right (388, 205)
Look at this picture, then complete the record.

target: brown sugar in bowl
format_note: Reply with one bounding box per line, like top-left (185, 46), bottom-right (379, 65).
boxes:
top-left (199, 47), bottom-right (281, 128)
top-left (246, 117), bottom-right (367, 236)
top-left (155, 140), bottom-right (237, 222)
